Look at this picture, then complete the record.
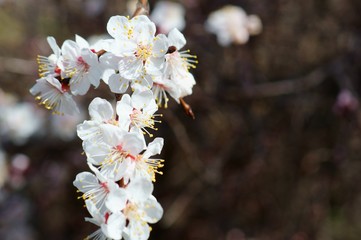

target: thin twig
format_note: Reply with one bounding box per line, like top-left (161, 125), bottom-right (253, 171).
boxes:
top-left (132, 0), bottom-right (149, 17)
top-left (225, 68), bottom-right (326, 100)
top-left (0, 57), bottom-right (36, 75)
top-left (180, 98), bottom-right (195, 119)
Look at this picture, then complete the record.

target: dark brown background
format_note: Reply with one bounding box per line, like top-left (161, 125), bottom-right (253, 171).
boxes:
top-left (1, 0), bottom-right (361, 239)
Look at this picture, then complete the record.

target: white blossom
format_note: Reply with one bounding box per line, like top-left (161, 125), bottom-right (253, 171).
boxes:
top-left (152, 28), bottom-right (197, 107)
top-left (37, 36), bottom-right (62, 78)
top-left (205, 5), bottom-right (262, 46)
top-left (106, 177), bottom-right (163, 240)
top-left (84, 199), bottom-right (126, 240)
top-left (61, 35), bottom-right (103, 95)
top-left (116, 90), bottom-right (159, 136)
top-left (106, 15), bottom-right (168, 79)
top-left (30, 76), bottom-right (79, 115)
top-left (150, 1), bottom-right (186, 34)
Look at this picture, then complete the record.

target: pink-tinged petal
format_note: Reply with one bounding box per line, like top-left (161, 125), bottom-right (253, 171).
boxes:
top-left (88, 97), bottom-right (114, 122)
top-left (168, 28), bottom-right (186, 50)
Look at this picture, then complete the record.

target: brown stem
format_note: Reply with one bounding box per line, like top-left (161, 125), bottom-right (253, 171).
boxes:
top-left (180, 98), bottom-right (195, 119)
top-left (96, 49), bottom-right (106, 57)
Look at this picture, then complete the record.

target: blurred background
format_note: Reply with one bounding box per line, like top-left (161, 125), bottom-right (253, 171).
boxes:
top-left (1, 0), bottom-right (361, 239)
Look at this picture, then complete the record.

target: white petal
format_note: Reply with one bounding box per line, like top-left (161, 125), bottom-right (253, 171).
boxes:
top-left (116, 94), bottom-right (133, 130)
top-left (101, 213), bottom-right (126, 240)
top-left (127, 220), bottom-right (150, 240)
top-left (105, 188), bottom-right (127, 212)
top-left (108, 73), bottom-right (130, 94)
top-left (77, 120), bottom-right (98, 141)
top-left (131, 90), bottom-right (154, 110)
top-left (88, 97), bottom-right (114, 122)
top-left (69, 74), bottom-right (91, 95)
top-left (61, 40), bottom-right (79, 60)
top-left (73, 171), bottom-right (98, 192)
top-left (83, 141), bottom-right (111, 165)
top-left (118, 57), bottom-right (143, 79)
top-left (127, 177), bottom-right (153, 202)
top-left (107, 15), bottom-right (129, 39)
top-left (142, 195), bottom-right (163, 223)
top-left (145, 56), bottom-right (164, 76)
top-left (75, 34), bottom-right (90, 49)
top-left (143, 137), bottom-right (164, 158)
top-left (168, 28), bottom-right (186, 50)
top-left (85, 199), bottom-right (103, 223)
top-left (47, 36), bottom-right (61, 57)
top-left (122, 132), bottom-right (146, 155)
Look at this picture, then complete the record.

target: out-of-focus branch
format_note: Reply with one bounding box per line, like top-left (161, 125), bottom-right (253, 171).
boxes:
top-left (132, 0), bottom-right (149, 17)
top-left (225, 68), bottom-right (326, 100)
top-left (0, 57), bottom-right (36, 75)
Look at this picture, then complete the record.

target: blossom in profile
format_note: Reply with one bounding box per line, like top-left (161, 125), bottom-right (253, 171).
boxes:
top-left (152, 28), bottom-right (197, 107)
top-left (37, 36), bottom-right (62, 78)
top-left (205, 5), bottom-right (262, 46)
top-left (30, 76), bottom-right (79, 116)
top-left (150, 1), bottom-right (186, 34)
top-left (84, 199), bottom-right (126, 240)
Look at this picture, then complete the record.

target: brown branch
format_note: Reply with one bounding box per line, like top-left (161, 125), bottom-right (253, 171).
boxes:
top-left (223, 69), bottom-right (326, 101)
top-left (132, 0), bottom-right (149, 18)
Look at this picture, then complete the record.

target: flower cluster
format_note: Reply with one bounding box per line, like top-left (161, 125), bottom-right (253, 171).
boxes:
top-left (30, 13), bottom-right (197, 240)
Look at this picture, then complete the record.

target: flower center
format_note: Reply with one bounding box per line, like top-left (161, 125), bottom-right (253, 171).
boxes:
top-left (135, 44), bottom-right (152, 62)
top-left (77, 56), bottom-right (90, 72)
